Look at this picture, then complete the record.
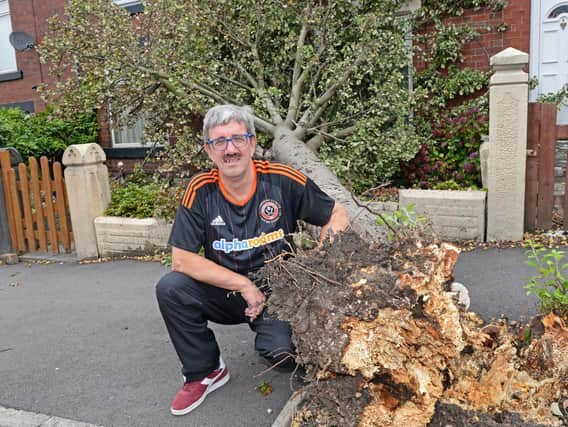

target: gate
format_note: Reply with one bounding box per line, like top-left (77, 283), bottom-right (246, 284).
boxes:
top-left (525, 103), bottom-right (558, 232)
top-left (0, 152), bottom-right (73, 254)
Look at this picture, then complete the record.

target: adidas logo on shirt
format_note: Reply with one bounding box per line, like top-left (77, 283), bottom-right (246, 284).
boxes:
top-left (210, 216), bottom-right (226, 226)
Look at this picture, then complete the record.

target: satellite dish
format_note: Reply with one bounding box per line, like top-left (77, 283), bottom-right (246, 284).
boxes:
top-left (9, 32), bottom-right (34, 51)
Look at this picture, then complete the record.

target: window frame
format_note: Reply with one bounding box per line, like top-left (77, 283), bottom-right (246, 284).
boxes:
top-left (110, 112), bottom-right (149, 148)
top-left (547, 4), bottom-right (568, 19)
top-left (108, 0), bottom-right (148, 148)
top-left (112, 0), bottom-right (142, 8)
top-left (0, 0), bottom-right (18, 76)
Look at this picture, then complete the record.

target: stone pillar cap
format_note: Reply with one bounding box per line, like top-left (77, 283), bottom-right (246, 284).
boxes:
top-left (490, 47), bottom-right (529, 68)
top-left (62, 143), bottom-right (106, 166)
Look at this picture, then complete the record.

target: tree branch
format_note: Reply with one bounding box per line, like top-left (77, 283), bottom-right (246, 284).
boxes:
top-left (306, 134), bottom-right (324, 152)
top-left (286, 8), bottom-right (310, 125)
top-left (251, 47), bottom-right (282, 124)
top-left (254, 116), bottom-right (276, 134)
top-left (307, 110), bottom-right (366, 132)
top-left (306, 126), bottom-right (357, 151)
top-left (137, 65), bottom-right (235, 106)
top-left (249, 20), bottom-right (282, 125)
top-left (235, 60), bottom-right (260, 90)
top-left (333, 126), bottom-right (357, 139)
top-left (305, 51), bottom-right (367, 129)
top-left (218, 74), bottom-right (254, 92)
top-left (209, 14), bottom-right (254, 50)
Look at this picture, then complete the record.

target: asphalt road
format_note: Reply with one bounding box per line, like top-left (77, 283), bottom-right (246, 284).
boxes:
top-left (0, 246), bottom-right (545, 427)
top-left (0, 260), bottom-right (300, 427)
top-left (452, 246), bottom-right (541, 323)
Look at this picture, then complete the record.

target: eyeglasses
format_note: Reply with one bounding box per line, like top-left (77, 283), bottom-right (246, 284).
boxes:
top-left (206, 133), bottom-right (254, 151)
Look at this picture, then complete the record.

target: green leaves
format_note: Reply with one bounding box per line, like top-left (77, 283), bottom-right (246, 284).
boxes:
top-left (0, 107), bottom-right (98, 161)
top-left (39, 0), bottom-right (424, 194)
top-left (524, 240), bottom-right (568, 317)
top-left (376, 204), bottom-right (427, 241)
top-left (104, 182), bottom-right (161, 219)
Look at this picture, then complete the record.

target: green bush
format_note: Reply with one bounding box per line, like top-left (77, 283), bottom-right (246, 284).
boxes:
top-left (399, 98), bottom-right (487, 189)
top-left (524, 241), bottom-right (568, 318)
top-left (105, 164), bottom-right (183, 221)
top-left (0, 107), bottom-right (98, 161)
top-left (104, 182), bottom-right (160, 219)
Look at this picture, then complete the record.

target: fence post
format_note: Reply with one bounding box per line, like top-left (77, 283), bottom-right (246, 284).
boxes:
top-left (486, 47), bottom-right (529, 241)
top-left (0, 165), bottom-right (12, 254)
top-left (62, 144), bottom-right (110, 259)
top-left (0, 148), bottom-right (23, 254)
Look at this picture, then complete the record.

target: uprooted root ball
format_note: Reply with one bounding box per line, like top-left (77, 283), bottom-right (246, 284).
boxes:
top-left (259, 231), bottom-right (565, 427)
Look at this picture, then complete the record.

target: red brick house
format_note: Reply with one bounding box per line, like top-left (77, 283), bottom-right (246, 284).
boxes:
top-left (413, 0), bottom-right (567, 135)
top-left (1, 0), bottom-right (567, 155)
top-left (0, 0), bottom-right (148, 172)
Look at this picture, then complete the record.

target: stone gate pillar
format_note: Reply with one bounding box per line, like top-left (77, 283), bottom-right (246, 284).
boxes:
top-left (486, 48), bottom-right (529, 241)
top-left (62, 144), bottom-right (110, 259)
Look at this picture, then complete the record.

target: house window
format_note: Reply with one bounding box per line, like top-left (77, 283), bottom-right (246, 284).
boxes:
top-left (0, 0), bottom-right (17, 75)
top-left (109, 0), bottom-right (145, 146)
top-left (112, 0), bottom-right (144, 14)
top-left (111, 114), bottom-right (147, 147)
top-left (548, 5), bottom-right (568, 18)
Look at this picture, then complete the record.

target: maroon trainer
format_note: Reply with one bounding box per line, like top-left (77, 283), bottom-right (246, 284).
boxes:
top-left (170, 357), bottom-right (230, 416)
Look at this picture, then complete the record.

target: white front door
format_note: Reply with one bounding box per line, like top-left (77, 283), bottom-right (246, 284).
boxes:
top-left (530, 1), bottom-right (568, 124)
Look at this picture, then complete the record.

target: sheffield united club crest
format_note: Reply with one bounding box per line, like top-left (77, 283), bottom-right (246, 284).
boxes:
top-left (259, 199), bottom-right (281, 223)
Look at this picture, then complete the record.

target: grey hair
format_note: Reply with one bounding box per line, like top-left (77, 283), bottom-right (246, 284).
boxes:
top-left (203, 104), bottom-right (256, 142)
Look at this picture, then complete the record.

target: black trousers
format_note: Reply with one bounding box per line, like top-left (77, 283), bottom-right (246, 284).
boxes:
top-left (156, 271), bottom-right (293, 381)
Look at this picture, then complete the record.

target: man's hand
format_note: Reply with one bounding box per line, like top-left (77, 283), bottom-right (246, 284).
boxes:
top-left (319, 202), bottom-right (350, 243)
top-left (240, 280), bottom-right (266, 321)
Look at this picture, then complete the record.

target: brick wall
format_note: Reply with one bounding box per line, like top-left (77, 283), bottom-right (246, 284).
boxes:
top-left (415, 1), bottom-right (531, 73)
top-left (0, 0), bottom-right (67, 112)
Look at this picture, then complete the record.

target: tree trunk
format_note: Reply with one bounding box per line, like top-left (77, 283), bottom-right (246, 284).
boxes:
top-left (271, 125), bottom-right (384, 242)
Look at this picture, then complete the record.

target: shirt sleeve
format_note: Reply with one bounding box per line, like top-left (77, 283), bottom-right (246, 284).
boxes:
top-left (168, 201), bottom-right (206, 253)
top-left (295, 177), bottom-right (335, 226)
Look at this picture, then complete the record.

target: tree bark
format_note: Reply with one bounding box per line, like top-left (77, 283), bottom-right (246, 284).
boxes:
top-left (271, 125), bottom-right (383, 241)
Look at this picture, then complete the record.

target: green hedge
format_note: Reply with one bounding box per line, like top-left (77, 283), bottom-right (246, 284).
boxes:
top-left (0, 107), bottom-right (98, 161)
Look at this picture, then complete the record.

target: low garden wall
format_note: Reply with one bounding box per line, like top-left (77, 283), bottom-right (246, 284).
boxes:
top-left (91, 189), bottom-right (486, 259)
top-left (94, 216), bottom-right (172, 257)
top-left (398, 189), bottom-right (487, 242)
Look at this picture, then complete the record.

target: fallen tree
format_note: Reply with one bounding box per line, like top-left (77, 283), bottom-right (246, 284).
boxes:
top-left (262, 232), bottom-right (566, 426)
top-left (39, 0), bottom-right (422, 241)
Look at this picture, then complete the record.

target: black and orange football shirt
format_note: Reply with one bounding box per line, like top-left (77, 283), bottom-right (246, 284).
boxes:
top-left (168, 160), bottom-right (335, 274)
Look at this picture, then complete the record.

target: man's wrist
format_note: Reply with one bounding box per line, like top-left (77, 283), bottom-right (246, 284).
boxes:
top-left (237, 276), bottom-right (255, 293)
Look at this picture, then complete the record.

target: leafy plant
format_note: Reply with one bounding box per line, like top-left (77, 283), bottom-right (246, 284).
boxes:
top-left (158, 250), bottom-right (172, 267)
top-left (375, 204), bottom-right (427, 241)
top-left (524, 241), bottom-right (568, 317)
top-left (106, 162), bottom-right (184, 221)
top-left (432, 180), bottom-right (462, 190)
top-left (104, 182), bottom-right (160, 219)
top-left (400, 98), bottom-right (488, 188)
top-left (257, 381), bottom-right (273, 396)
top-left (538, 83), bottom-right (568, 108)
top-left (0, 107), bottom-right (98, 161)
top-left (401, 0), bottom-right (503, 190)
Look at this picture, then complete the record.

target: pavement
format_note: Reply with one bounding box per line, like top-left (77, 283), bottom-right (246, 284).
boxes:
top-left (0, 245), bottom-right (547, 427)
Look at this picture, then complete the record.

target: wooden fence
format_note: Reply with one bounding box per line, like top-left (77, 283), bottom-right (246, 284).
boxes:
top-left (0, 152), bottom-right (73, 254)
top-left (525, 103), bottom-right (558, 232)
